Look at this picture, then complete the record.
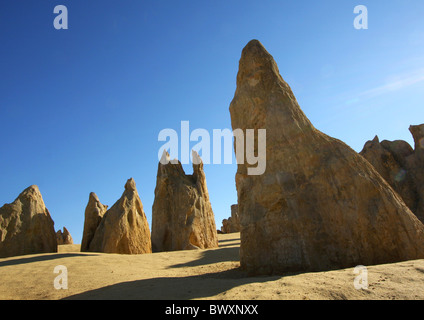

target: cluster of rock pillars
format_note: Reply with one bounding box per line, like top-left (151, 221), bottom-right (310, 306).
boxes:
top-left (1, 40), bottom-right (424, 276)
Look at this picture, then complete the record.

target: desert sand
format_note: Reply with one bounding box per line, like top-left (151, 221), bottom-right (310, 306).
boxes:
top-left (0, 232), bottom-right (423, 300)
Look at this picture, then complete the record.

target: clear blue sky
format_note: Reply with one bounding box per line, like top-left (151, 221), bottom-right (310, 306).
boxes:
top-left (1, 1), bottom-right (423, 243)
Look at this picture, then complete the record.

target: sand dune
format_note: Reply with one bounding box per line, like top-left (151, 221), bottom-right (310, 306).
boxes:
top-left (0, 233), bottom-right (423, 300)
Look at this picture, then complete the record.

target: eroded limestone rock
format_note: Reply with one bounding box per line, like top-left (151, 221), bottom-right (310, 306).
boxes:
top-left (152, 151), bottom-right (218, 252)
top-left (0, 185), bottom-right (57, 258)
top-left (229, 40), bottom-right (424, 275)
top-left (88, 178), bottom-right (152, 254)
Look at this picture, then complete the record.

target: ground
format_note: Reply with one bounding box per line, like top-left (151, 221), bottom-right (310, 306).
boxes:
top-left (0, 233), bottom-right (423, 300)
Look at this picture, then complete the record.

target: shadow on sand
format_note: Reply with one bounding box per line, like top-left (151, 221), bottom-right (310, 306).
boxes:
top-left (217, 236), bottom-right (240, 243)
top-left (63, 267), bottom-right (280, 300)
top-left (169, 246), bottom-right (240, 269)
top-left (63, 237), bottom-right (277, 300)
top-left (0, 253), bottom-right (96, 267)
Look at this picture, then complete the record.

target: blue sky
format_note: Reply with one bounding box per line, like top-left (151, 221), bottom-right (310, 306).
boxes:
top-left (1, 1), bottom-right (424, 243)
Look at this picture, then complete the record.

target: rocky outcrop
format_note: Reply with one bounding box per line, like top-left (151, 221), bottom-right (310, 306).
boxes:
top-left (360, 124), bottom-right (424, 223)
top-left (0, 185), bottom-right (57, 258)
top-left (81, 192), bottom-right (108, 252)
top-left (88, 178), bottom-right (152, 254)
top-left (229, 40), bottom-right (424, 275)
top-left (151, 151), bottom-right (219, 252)
top-left (56, 227), bottom-right (73, 245)
top-left (221, 204), bottom-right (240, 233)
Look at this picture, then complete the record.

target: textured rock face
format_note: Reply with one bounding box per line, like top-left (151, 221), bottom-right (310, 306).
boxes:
top-left (151, 151), bottom-right (219, 252)
top-left (0, 186), bottom-right (57, 258)
top-left (360, 125), bottom-right (424, 223)
top-left (81, 192), bottom-right (108, 252)
top-left (88, 178), bottom-right (152, 254)
top-left (229, 40), bottom-right (424, 275)
top-left (221, 205), bottom-right (240, 233)
top-left (56, 227), bottom-right (73, 245)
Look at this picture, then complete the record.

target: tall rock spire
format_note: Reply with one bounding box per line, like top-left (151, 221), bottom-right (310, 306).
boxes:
top-left (230, 40), bottom-right (424, 275)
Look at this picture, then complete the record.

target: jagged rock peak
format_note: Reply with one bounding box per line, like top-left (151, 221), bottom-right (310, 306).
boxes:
top-left (18, 185), bottom-right (42, 200)
top-left (152, 152), bottom-right (218, 252)
top-left (89, 192), bottom-right (100, 202)
top-left (410, 124), bottom-right (424, 150)
top-left (125, 178), bottom-right (137, 192)
top-left (87, 178), bottom-right (152, 254)
top-left (56, 227), bottom-right (73, 245)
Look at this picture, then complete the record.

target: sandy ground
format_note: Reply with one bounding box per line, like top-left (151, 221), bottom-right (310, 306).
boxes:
top-left (0, 232), bottom-right (424, 300)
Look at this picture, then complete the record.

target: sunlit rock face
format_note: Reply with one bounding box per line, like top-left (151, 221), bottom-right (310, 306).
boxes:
top-left (0, 185), bottom-right (57, 258)
top-left (88, 178), bottom-right (152, 254)
top-left (152, 151), bottom-right (218, 252)
top-left (230, 39), bottom-right (424, 275)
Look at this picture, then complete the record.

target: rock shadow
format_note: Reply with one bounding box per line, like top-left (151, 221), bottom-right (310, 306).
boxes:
top-left (0, 253), bottom-right (97, 267)
top-left (63, 268), bottom-right (278, 300)
top-left (168, 246), bottom-right (240, 268)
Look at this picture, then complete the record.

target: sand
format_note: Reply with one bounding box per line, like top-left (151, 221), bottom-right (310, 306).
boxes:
top-left (0, 233), bottom-right (423, 300)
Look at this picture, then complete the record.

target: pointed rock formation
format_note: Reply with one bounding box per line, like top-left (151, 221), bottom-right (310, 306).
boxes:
top-left (360, 124), bottom-right (424, 223)
top-left (88, 178), bottom-right (152, 254)
top-left (81, 192), bottom-right (108, 252)
top-left (0, 185), bottom-right (57, 258)
top-left (151, 151), bottom-right (219, 252)
top-left (229, 40), bottom-right (424, 275)
top-left (56, 227), bottom-right (73, 245)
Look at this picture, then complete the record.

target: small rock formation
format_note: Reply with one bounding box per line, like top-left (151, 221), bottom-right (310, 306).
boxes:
top-left (221, 219), bottom-right (230, 234)
top-left (81, 192), bottom-right (108, 252)
top-left (56, 227), bottom-right (73, 245)
top-left (0, 185), bottom-right (57, 258)
top-left (151, 151), bottom-right (219, 252)
top-left (360, 124), bottom-right (424, 222)
top-left (221, 204), bottom-right (241, 233)
top-left (88, 178), bottom-right (152, 254)
top-left (229, 40), bottom-right (424, 275)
